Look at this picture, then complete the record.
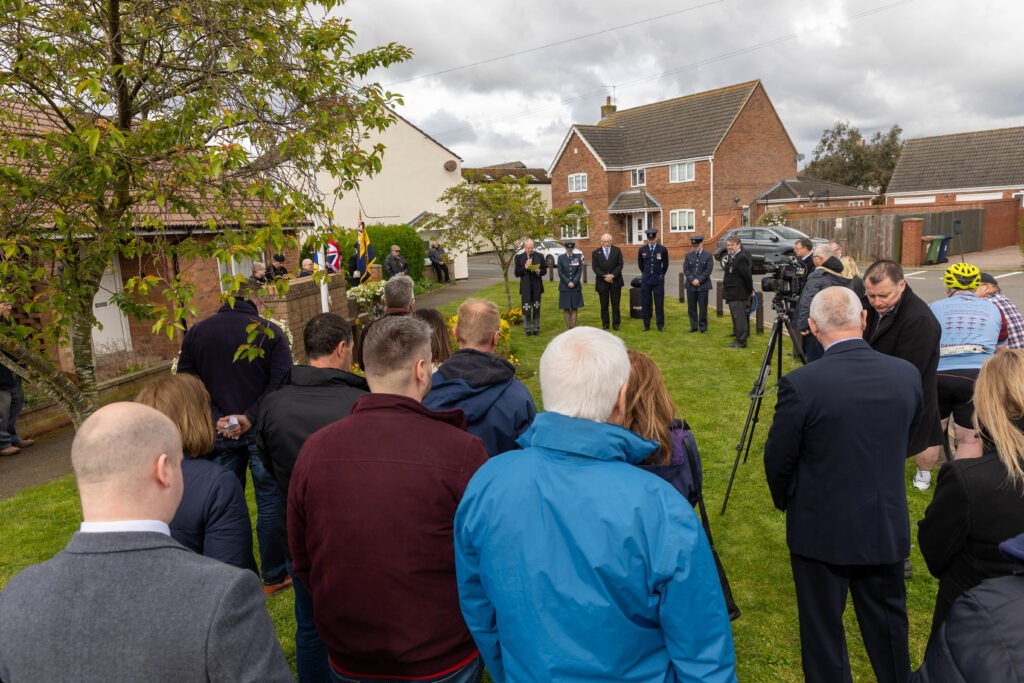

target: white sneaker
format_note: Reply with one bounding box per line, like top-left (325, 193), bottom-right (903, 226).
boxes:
top-left (912, 469), bottom-right (932, 491)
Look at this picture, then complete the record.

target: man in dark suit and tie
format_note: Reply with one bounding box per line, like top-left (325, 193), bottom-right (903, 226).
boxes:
top-left (682, 235), bottom-right (714, 333)
top-left (592, 233), bottom-right (624, 330)
top-left (0, 402), bottom-right (292, 681)
top-left (764, 286), bottom-right (922, 683)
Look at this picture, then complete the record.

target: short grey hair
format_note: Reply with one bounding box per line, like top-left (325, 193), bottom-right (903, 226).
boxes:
top-left (726, 235), bottom-right (741, 245)
top-left (809, 286), bottom-right (862, 334)
top-left (383, 275), bottom-right (415, 308)
top-left (812, 244), bottom-right (834, 260)
top-left (539, 327), bottom-right (630, 422)
top-left (363, 316), bottom-right (431, 381)
top-left (72, 403), bottom-right (182, 485)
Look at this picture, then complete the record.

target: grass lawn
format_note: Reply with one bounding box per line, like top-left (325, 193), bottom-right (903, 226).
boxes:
top-left (0, 282), bottom-right (938, 680)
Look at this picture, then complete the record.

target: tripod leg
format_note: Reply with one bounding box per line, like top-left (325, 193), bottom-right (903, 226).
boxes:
top-left (721, 317), bottom-right (784, 514)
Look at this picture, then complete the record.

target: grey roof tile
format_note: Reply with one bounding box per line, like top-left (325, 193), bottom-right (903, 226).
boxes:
top-left (608, 190), bottom-right (662, 213)
top-left (576, 81), bottom-right (760, 167)
top-left (758, 176), bottom-right (875, 201)
top-left (887, 127), bottom-right (1024, 193)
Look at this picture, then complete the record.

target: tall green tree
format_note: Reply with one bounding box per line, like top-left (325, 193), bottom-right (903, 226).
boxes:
top-left (802, 121), bottom-right (903, 195)
top-left (430, 177), bottom-right (550, 312)
top-left (0, 0), bottom-right (411, 427)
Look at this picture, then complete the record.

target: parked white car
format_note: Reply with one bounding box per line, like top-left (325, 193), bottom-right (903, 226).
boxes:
top-left (514, 239), bottom-right (585, 268)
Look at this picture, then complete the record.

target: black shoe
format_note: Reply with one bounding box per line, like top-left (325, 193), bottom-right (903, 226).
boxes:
top-left (613, 325), bottom-right (620, 331)
top-left (602, 325), bottom-right (609, 330)
top-left (727, 332), bottom-right (736, 337)
top-left (727, 342), bottom-right (746, 348)
top-left (643, 326), bottom-right (650, 332)
top-left (658, 327), bottom-right (664, 332)
top-left (689, 329), bottom-right (699, 333)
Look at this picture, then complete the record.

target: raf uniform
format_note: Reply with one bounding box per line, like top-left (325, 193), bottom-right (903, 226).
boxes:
top-left (683, 235), bottom-right (714, 333)
top-left (638, 228), bottom-right (669, 331)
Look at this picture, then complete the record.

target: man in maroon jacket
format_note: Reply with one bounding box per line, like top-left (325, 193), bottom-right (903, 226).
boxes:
top-left (289, 315), bottom-right (488, 683)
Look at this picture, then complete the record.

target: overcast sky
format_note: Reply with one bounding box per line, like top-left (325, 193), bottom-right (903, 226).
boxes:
top-left (336, 0), bottom-right (1023, 172)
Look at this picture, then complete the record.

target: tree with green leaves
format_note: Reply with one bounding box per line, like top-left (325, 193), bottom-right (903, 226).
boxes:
top-left (802, 121), bottom-right (903, 195)
top-left (430, 177), bottom-right (551, 312)
top-left (0, 0), bottom-right (410, 427)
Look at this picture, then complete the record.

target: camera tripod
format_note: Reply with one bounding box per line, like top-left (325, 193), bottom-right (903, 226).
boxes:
top-left (720, 304), bottom-right (806, 514)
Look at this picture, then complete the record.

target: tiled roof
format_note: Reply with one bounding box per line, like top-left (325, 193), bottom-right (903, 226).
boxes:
top-left (887, 126), bottom-right (1024, 193)
top-left (462, 163), bottom-right (550, 183)
top-left (757, 176), bottom-right (876, 202)
top-left (608, 190), bottom-right (661, 213)
top-left (575, 81), bottom-right (760, 167)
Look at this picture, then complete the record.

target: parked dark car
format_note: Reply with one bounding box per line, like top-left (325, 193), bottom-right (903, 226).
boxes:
top-left (715, 226), bottom-right (827, 270)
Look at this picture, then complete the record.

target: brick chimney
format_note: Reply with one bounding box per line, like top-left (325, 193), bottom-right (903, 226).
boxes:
top-left (600, 96), bottom-right (617, 120)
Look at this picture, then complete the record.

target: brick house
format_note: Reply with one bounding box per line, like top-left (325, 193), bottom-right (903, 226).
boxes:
top-left (885, 126), bottom-right (1024, 249)
top-left (548, 80), bottom-right (797, 258)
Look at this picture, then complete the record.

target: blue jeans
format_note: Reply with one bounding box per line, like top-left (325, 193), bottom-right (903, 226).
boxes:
top-left (288, 561), bottom-right (331, 683)
top-left (329, 655), bottom-right (484, 683)
top-left (213, 433), bottom-right (287, 584)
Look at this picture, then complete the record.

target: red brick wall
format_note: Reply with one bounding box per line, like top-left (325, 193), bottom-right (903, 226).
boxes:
top-left (551, 132), bottom-right (610, 247)
top-left (714, 83), bottom-right (797, 238)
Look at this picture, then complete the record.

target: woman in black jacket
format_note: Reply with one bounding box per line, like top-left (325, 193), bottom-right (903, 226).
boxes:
top-left (918, 350), bottom-right (1024, 644)
top-left (136, 373), bottom-right (257, 573)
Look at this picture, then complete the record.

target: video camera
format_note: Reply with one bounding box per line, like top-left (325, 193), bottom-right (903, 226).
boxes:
top-left (760, 254), bottom-right (806, 313)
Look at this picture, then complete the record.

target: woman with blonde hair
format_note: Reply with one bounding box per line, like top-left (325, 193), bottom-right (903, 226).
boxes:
top-left (136, 373), bottom-right (256, 572)
top-left (919, 349), bottom-right (1024, 644)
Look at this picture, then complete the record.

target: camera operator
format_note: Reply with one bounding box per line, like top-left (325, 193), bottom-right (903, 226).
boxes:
top-left (794, 238), bottom-right (815, 279)
top-left (796, 244), bottom-right (854, 362)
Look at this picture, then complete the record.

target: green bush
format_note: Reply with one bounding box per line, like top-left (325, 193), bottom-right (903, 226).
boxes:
top-left (361, 223), bottom-right (425, 280)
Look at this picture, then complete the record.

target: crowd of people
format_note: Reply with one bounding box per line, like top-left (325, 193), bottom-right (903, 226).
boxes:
top-left (5, 243), bottom-right (1024, 682)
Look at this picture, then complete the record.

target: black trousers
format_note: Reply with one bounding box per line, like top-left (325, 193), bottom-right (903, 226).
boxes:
top-left (431, 262), bottom-right (450, 282)
top-left (640, 282), bottom-right (664, 329)
top-left (727, 299), bottom-right (749, 345)
top-left (687, 288), bottom-right (709, 331)
top-left (790, 553), bottom-right (909, 683)
top-left (597, 285), bottom-right (621, 328)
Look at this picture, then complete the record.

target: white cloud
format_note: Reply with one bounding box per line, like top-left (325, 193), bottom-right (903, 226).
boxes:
top-left (337, 0), bottom-right (1024, 169)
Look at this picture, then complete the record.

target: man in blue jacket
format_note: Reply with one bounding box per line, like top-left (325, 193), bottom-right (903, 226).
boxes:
top-left (177, 285), bottom-right (293, 596)
top-left (638, 227), bottom-right (669, 331)
top-left (454, 327), bottom-right (736, 682)
top-left (683, 235), bottom-right (714, 333)
top-left (424, 298), bottom-right (535, 457)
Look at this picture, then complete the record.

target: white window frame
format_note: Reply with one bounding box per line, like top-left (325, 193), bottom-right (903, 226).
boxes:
top-left (560, 220), bottom-right (589, 240)
top-left (848, 200), bottom-right (865, 207)
top-left (631, 168), bottom-right (646, 187)
top-left (669, 209), bottom-right (696, 233)
top-left (669, 162), bottom-right (695, 183)
top-left (218, 254), bottom-right (256, 292)
top-left (567, 173), bottom-right (587, 193)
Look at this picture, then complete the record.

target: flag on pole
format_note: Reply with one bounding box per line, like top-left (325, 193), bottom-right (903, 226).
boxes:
top-left (326, 238), bottom-right (341, 273)
top-left (355, 212), bottom-right (375, 283)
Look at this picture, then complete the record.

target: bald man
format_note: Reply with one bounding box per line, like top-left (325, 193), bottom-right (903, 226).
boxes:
top-left (0, 403), bottom-right (292, 682)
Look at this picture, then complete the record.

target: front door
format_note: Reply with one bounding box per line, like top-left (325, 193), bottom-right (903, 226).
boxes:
top-left (629, 213), bottom-right (648, 245)
top-left (92, 261), bottom-right (132, 355)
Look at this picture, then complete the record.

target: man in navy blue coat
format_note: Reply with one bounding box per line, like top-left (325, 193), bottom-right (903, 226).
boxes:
top-left (764, 286), bottom-right (922, 683)
top-left (682, 235), bottom-right (714, 333)
top-left (637, 227), bottom-right (669, 331)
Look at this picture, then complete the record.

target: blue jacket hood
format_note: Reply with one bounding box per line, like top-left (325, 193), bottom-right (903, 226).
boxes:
top-left (516, 411), bottom-right (659, 464)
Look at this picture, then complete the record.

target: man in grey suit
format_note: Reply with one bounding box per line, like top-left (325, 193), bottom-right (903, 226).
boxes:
top-left (0, 402), bottom-right (292, 682)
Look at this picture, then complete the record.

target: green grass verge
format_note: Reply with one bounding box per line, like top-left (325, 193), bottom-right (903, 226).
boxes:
top-left (0, 282), bottom-right (938, 680)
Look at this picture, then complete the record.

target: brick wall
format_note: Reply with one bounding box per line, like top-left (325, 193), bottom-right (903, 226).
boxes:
top-left (551, 132), bottom-right (610, 246)
top-left (714, 83), bottom-right (797, 238)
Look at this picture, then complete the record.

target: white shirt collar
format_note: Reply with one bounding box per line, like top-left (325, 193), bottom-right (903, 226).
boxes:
top-left (80, 520), bottom-right (171, 536)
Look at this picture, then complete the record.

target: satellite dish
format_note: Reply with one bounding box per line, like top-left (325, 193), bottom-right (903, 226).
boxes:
top-left (443, 160), bottom-right (458, 172)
